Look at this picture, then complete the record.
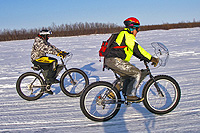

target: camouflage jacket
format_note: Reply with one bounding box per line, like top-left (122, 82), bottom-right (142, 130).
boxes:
top-left (31, 37), bottom-right (61, 62)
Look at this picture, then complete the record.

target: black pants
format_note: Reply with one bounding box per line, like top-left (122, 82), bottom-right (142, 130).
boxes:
top-left (32, 56), bottom-right (58, 84)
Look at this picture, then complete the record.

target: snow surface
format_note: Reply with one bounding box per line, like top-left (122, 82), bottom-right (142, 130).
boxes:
top-left (0, 27), bottom-right (200, 133)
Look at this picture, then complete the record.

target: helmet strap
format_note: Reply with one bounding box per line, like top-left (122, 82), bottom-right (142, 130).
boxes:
top-left (38, 34), bottom-right (48, 41)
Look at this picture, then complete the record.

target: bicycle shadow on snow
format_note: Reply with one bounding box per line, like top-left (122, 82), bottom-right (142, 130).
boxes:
top-left (41, 62), bottom-right (100, 98)
top-left (79, 62), bottom-right (100, 82)
top-left (103, 82), bottom-right (156, 133)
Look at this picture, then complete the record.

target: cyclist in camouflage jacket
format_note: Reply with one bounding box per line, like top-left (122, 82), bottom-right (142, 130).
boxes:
top-left (31, 30), bottom-right (67, 94)
top-left (31, 36), bottom-right (61, 62)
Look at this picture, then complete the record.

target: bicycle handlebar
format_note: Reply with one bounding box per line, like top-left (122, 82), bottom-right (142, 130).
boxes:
top-left (60, 52), bottom-right (73, 65)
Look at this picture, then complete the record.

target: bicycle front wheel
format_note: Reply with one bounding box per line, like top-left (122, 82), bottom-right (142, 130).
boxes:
top-left (16, 72), bottom-right (45, 101)
top-left (60, 68), bottom-right (89, 97)
top-left (80, 81), bottom-right (121, 122)
top-left (143, 75), bottom-right (181, 114)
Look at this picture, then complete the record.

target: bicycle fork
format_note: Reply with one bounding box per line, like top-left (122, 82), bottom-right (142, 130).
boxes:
top-left (144, 61), bottom-right (164, 97)
top-left (62, 61), bottom-right (77, 85)
top-left (150, 74), bottom-right (164, 97)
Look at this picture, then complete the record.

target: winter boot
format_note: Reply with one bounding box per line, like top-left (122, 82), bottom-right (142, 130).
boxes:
top-left (121, 77), bottom-right (132, 95)
top-left (42, 69), bottom-right (59, 84)
top-left (126, 77), bottom-right (136, 96)
top-left (139, 69), bottom-right (149, 84)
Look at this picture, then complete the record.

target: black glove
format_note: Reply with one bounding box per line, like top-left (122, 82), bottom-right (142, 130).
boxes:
top-left (151, 57), bottom-right (159, 67)
top-left (57, 51), bottom-right (69, 58)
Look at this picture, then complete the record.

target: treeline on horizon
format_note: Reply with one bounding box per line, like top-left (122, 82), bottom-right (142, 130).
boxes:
top-left (0, 21), bottom-right (200, 42)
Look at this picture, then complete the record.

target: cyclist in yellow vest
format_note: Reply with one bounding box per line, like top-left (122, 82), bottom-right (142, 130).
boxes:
top-left (105, 17), bottom-right (159, 102)
top-left (31, 30), bottom-right (68, 94)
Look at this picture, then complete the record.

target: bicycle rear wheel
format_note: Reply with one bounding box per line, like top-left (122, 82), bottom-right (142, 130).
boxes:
top-left (143, 75), bottom-right (181, 114)
top-left (80, 81), bottom-right (121, 122)
top-left (16, 72), bottom-right (45, 101)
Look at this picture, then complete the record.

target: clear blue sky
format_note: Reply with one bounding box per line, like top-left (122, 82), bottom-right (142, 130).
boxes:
top-left (0, 0), bottom-right (200, 30)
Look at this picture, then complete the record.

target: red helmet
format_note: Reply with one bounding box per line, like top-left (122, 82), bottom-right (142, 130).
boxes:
top-left (124, 17), bottom-right (140, 28)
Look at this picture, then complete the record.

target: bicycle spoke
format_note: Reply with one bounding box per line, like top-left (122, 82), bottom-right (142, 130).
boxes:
top-left (16, 72), bottom-right (44, 101)
top-left (85, 86), bottom-right (118, 118)
top-left (60, 68), bottom-right (89, 97)
top-left (145, 78), bottom-right (179, 112)
top-left (64, 73), bottom-right (85, 94)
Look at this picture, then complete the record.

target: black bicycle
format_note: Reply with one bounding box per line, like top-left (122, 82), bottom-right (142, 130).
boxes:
top-left (16, 52), bottom-right (89, 101)
top-left (80, 42), bottom-right (181, 122)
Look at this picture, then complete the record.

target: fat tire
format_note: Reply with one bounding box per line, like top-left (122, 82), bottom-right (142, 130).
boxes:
top-left (143, 75), bottom-right (181, 114)
top-left (16, 72), bottom-right (45, 101)
top-left (80, 81), bottom-right (121, 122)
top-left (60, 68), bottom-right (89, 97)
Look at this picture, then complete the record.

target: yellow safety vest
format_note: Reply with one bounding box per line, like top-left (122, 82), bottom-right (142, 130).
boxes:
top-left (115, 28), bottom-right (152, 62)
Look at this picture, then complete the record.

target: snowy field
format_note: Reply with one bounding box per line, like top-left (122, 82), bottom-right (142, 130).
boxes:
top-left (0, 27), bottom-right (200, 133)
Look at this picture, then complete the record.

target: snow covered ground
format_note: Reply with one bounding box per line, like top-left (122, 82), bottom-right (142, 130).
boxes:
top-left (0, 27), bottom-right (200, 133)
